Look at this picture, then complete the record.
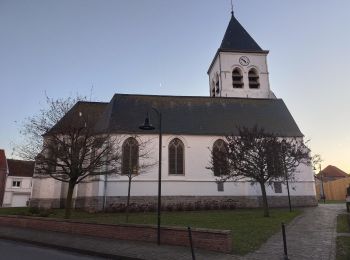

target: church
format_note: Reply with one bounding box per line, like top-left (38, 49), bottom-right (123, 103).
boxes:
top-left (31, 13), bottom-right (317, 210)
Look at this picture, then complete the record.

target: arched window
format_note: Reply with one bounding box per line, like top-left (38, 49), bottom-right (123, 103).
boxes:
top-left (248, 69), bottom-right (260, 89)
top-left (212, 139), bottom-right (229, 177)
top-left (122, 137), bottom-right (139, 175)
top-left (168, 138), bottom-right (184, 175)
top-left (232, 68), bottom-right (243, 88)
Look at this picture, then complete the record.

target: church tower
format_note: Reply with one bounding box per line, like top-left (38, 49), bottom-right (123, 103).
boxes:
top-left (208, 13), bottom-right (275, 99)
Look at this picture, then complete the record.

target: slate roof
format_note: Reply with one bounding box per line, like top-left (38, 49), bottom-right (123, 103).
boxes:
top-left (46, 101), bottom-right (108, 135)
top-left (7, 159), bottom-right (35, 177)
top-left (208, 14), bottom-right (268, 74)
top-left (93, 94), bottom-right (303, 137)
top-left (220, 14), bottom-right (267, 53)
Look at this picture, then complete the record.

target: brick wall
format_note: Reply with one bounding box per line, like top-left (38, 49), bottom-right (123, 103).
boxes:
top-left (0, 215), bottom-right (232, 253)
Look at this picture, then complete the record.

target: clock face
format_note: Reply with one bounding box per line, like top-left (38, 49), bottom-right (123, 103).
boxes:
top-left (239, 56), bottom-right (250, 66)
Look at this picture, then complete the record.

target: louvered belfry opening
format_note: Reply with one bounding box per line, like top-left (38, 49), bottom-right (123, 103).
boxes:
top-left (168, 138), bottom-right (184, 175)
top-left (232, 68), bottom-right (243, 88)
top-left (122, 137), bottom-right (139, 175)
top-left (211, 80), bottom-right (216, 97)
top-left (212, 139), bottom-right (229, 177)
top-left (248, 69), bottom-right (260, 89)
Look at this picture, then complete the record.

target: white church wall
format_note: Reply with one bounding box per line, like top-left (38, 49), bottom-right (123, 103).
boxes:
top-left (103, 179), bottom-right (315, 197)
top-left (31, 133), bottom-right (316, 208)
top-left (93, 134), bottom-right (316, 198)
top-left (31, 177), bottom-right (61, 199)
top-left (208, 52), bottom-right (272, 99)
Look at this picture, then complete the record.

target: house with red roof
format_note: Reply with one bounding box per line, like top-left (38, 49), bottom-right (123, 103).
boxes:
top-left (316, 165), bottom-right (348, 182)
top-left (2, 159), bottom-right (34, 207)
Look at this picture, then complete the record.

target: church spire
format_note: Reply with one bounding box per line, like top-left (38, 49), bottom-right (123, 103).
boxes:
top-left (220, 13), bottom-right (265, 53)
top-left (207, 11), bottom-right (272, 99)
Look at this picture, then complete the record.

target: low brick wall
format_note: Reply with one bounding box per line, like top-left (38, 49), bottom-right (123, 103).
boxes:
top-left (0, 215), bottom-right (232, 253)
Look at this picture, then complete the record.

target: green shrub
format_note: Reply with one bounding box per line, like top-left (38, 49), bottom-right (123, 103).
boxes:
top-left (28, 206), bottom-right (40, 214)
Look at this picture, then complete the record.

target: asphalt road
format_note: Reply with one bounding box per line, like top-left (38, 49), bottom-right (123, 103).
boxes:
top-left (0, 239), bottom-right (106, 260)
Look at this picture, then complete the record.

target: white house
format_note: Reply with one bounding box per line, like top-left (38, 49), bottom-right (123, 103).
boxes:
top-left (31, 13), bottom-right (317, 210)
top-left (3, 159), bottom-right (34, 207)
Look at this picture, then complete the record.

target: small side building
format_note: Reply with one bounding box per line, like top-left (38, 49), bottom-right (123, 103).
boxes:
top-left (3, 159), bottom-right (34, 207)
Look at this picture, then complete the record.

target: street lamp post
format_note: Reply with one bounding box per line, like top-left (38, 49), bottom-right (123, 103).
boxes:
top-left (314, 164), bottom-right (325, 203)
top-left (319, 164), bottom-right (325, 204)
top-left (139, 108), bottom-right (162, 245)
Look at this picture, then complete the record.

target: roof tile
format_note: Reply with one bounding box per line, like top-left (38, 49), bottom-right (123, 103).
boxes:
top-left (7, 159), bottom-right (35, 177)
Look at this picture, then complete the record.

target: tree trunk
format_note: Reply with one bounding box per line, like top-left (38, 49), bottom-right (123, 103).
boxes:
top-left (259, 181), bottom-right (269, 217)
top-left (126, 176), bottom-right (132, 223)
top-left (65, 181), bottom-right (76, 219)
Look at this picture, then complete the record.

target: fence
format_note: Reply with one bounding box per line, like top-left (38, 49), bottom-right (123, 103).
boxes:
top-left (315, 177), bottom-right (350, 201)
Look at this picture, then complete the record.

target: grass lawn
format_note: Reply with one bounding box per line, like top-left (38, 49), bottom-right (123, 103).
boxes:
top-left (336, 213), bottom-right (350, 259)
top-left (319, 200), bottom-right (345, 204)
top-left (337, 237), bottom-right (350, 260)
top-left (0, 207), bottom-right (301, 255)
top-left (337, 214), bottom-right (349, 233)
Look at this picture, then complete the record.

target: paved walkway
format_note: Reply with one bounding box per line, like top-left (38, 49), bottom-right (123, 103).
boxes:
top-left (245, 204), bottom-right (344, 260)
top-left (0, 204), bottom-right (345, 260)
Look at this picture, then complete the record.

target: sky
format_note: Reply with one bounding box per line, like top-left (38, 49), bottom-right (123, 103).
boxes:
top-left (0, 0), bottom-right (350, 172)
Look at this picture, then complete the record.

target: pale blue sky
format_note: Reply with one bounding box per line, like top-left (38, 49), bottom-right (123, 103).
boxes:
top-left (1, 1), bottom-right (349, 172)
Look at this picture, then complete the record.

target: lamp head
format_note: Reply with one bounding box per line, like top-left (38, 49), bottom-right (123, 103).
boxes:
top-left (139, 113), bottom-right (155, 131)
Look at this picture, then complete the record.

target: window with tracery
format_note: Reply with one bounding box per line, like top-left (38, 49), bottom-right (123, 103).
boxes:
top-left (168, 138), bottom-right (184, 175)
top-left (122, 137), bottom-right (139, 175)
top-left (212, 139), bottom-right (229, 177)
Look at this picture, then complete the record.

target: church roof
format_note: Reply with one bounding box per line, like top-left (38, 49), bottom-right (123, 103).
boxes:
top-left (219, 14), bottom-right (266, 53)
top-left (46, 101), bottom-right (108, 135)
top-left (93, 94), bottom-right (303, 137)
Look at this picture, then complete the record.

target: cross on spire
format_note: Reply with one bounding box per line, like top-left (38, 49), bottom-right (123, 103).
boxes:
top-left (230, 0), bottom-right (234, 16)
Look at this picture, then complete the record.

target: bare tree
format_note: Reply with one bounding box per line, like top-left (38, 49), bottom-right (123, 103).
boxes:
top-left (13, 95), bottom-right (85, 160)
top-left (209, 126), bottom-right (311, 217)
top-left (32, 99), bottom-right (121, 219)
top-left (119, 136), bottom-right (155, 222)
top-left (279, 139), bottom-right (312, 183)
